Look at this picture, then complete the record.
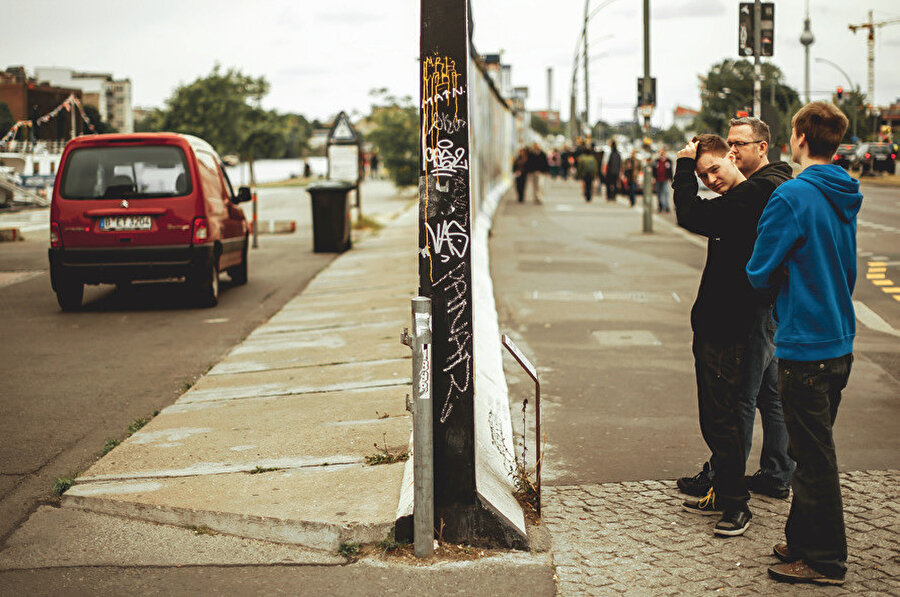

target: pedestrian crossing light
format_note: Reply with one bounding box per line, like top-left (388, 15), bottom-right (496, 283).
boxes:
top-left (836, 86), bottom-right (844, 100)
top-left (736, 110), bottom-right (750, 118)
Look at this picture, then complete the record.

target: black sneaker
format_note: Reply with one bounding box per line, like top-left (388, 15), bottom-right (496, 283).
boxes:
top-left (746, 470), bottom-right (790, 499)
top-left (714, 509), bottom-right (752, 536)
top-left (677, 462), bottom-right (713, 497)
top-left (682, 487), bottom-right (721, 515)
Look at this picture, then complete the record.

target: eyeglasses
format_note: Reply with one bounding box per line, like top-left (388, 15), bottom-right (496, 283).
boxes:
top-left (727, 140), bottom-right (764, 148)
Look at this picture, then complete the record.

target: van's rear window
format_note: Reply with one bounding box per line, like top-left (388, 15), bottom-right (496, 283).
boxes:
top-left (60, 145), bottom-right (192, 199)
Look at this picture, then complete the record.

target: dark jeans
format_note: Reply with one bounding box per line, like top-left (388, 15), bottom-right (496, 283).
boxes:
top-left (605, 177), bottom-right (618, 202)
top-left (779, 354), bottom-right (852, 579)
top-left (582, 175), bottom-right (594, 202)
top-left (515, 175), bottom-right (527, 203)
top-left (693, 336), bottom-right (750, 512)
top-left (739, 305), bottom-right (794, 486)
top-left (627, 180), bottom-right (638, 206)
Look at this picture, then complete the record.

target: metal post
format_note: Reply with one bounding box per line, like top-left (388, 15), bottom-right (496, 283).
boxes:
top-left (753, 0), bottom-right (762, 118)
top-left (641, 0), bottom-right (653, 233)
top-left (401, 297), bottom-right (434, 557)
top-left (583, 0), bottom-right (590, 135)
top-left (800, 0), bottom-right (814, 104)
top-left (249, 156), bottom-right (258, 249)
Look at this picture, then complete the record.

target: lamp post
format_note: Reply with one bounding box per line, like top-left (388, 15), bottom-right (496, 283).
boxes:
top-left (800, 0), bottom-right (814, 104)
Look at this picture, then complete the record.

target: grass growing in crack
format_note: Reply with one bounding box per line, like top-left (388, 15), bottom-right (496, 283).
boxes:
top-left (352, 214), bottom-right (384, 232)
top-left (510, 394), bottom-right (541, 521)
top-left (100, 438), bottom-right (120, 456)
top-left (127, 417), bottom-right (150, 435)
top-left (52, 476), bottom-right (75, 496)
top-left (249, 465), bottom-right (280, 475)
top-left (337, 542), bottom-right (361, 558)
top-left (375, 530), bottom-right (410, 554)
top-left (365, 432), bottom-right (409, 466)
top-left (188, 525), bottom-right (217, 536)
top-left (180, 380), bottom-right (193, 392)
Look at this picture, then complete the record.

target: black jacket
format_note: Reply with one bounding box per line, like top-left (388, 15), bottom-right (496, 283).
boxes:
top-left (674, 159), bottom-right (793, 342)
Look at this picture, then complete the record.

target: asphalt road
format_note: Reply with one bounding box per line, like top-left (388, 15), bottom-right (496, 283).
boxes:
top-left (490, 176), bottom-right (900, 487)
top-left (0, 189), bottom-right (335, 545)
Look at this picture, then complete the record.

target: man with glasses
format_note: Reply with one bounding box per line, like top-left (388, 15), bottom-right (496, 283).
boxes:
top-left (678, 118), bottom-right (795, 505)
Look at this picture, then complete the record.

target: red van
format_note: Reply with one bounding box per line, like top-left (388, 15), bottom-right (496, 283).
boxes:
top-left (48, 133), bottom-right (251, 310)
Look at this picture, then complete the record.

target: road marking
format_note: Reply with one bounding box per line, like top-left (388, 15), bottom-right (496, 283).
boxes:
top-left (867, 274), bottom-right (886, 279)
top-left (854, 301), bottom-right (900, 338)
top-left (593, 330), bottom-right (662, 347)
top-left (859, 220), bottom-right (900, 235)
top-left (873, 280), bottom-right (893, 286)
top-left (0, 271), bottom-right (43, 288)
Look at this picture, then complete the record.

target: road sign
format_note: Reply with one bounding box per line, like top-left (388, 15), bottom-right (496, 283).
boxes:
top-left (739, 3), bottom-right (774, 57)
top-left (637, 77), bottom-right (656, 107)
top-left (638, 105), bottom-right (654, 119)
top-left (327, 111), bottom-right (359, 144)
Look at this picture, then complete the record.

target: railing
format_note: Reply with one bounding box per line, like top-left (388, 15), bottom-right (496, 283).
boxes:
top-left (0, 140), bottom-right (68, 155)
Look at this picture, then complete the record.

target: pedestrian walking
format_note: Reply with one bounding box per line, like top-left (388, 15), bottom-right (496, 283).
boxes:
top-left (604, 140), bottom-right (621, 202)
top-left (370, 151), bottom-right (380, 179)
top-left (526, 143), bottom-right (548, 204)
top-left (673, 133), bottom-right (791, 537)
top-left (747, 102), bottom-right (862, 586)
top-left (549, 149), bottom-right (561, 178)
top-left (622, 150), bottom-right (641, 206)
top-left (575, 145), bottom-right (599, 203)
top-left (678, 117), bottom-right (795, 504)
top-left (513, 147), bottom-right (529, 203)
top-left (653, 148), bottom-right (673, 213)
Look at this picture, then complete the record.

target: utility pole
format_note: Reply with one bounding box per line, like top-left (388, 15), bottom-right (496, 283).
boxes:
top-left (583, 0), bottom-right (590, 137)
top-left (752, 0), bottom-right (762, 117)
top-left (849, 11), bottom-right (900, 105)
top-left (547, 67), bottom-right (553, 114)
top-left (799, 0), bottom-right (814, 104)
top-left (641, 0), bottom-right (652, 234)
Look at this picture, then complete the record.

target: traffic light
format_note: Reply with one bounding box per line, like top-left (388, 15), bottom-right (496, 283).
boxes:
top-left (836, 86), bottom-right (844, 100)
top-left (736, 110), bottom-right (750, 118)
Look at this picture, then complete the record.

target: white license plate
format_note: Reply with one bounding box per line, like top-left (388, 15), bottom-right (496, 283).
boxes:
top-left (100, 215), bottom-right (152, 231)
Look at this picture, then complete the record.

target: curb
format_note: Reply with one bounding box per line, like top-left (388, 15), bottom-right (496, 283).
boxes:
top-left (251, 220), bottom-right (297, 234)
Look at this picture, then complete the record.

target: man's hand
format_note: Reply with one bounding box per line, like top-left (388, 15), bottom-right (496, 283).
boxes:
top-left (677, 140), bottom-right (697, 160)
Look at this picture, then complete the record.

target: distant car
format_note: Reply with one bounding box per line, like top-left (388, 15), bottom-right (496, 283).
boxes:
top-left (831, 144), bottom-right (856, 170)
top-left (852, 142), bottom-right (896, 175)
top-left (49, 133), bottom-right (252, 311)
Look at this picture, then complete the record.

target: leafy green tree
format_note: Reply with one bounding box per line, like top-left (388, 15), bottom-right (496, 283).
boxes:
top-left (0, 102), bottom-right (14, 136)
top-left (134, 107), bottom-right (166, 133)
top-left (834, 88), bottom-right (867, 142)
top-left (659, 124), bottom-right (687, 147)
top-left (366, 90), bottom-right (418, 187)
top-left (81, 104), bottom-right (116, 134)
top-left (160, 64), bottom-right (269, 155)
top-left (694, 59), bottom-right (799, 147)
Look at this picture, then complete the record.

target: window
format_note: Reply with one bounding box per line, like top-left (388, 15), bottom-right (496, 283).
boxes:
top-left (60, 145), bottom-right (192, 199)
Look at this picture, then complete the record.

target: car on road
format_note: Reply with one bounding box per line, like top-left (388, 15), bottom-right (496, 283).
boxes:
top-left (851, 142), bottom-right (896, 175)
top-left (49, 133), bottom-right (251, 311)
top-left (831, 144), bottom-right (857, 170)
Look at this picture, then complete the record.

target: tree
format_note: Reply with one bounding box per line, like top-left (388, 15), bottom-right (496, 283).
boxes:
top-left (365, 90), bottom-right (418, 187)
top-left (81, 104), bottom-right (116, 134)
top-left (695, 59), bottom-right (799, 147)
top-left (0, 102), bottom-right (14, 137)
top-left (659, 124), bottom-right (687, 147)
top-left (834, 88), bottom-right (867, 142)
top-left (160, 64), bottom-right (269, 155)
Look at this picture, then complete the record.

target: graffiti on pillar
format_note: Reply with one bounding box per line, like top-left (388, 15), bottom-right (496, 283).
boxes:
top-left (431, 261), bottom-right (472, 423)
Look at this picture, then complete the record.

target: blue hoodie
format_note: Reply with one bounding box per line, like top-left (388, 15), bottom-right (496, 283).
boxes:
top-left (746, 164), bottom-right (863, 361)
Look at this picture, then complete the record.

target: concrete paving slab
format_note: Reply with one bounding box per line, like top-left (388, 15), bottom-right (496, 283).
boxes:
top-left (211, 321), bottom-right (407, 374)
top-left (182, 358), bottom-right (411, 404)
top-left (80, 388), bottom-right (411, 480)
top-left (258, 306), bottom-right (411, 334)
top-left (65, 463), bottom-right (405, 549)
top-left (0, 506), bottom-right (342, 568)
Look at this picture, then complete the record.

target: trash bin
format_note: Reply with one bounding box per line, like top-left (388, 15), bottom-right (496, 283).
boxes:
top-left (306, 181), bottom-right (353, 253)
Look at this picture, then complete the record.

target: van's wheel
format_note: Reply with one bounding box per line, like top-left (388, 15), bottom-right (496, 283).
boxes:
top-left (191, 260), bottom-right (219, 307)
top-left (56, 277), bottom-right (84, 312)
top-left (228, 239), bottom-right (248, 286)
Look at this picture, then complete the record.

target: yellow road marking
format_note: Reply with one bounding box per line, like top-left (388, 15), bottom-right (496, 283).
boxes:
top-left (868, 267), bottom-right (887, 273)
top-left (873, 280), bottom-right (894, 286)
top-left (869, 261), bottom-right (887, 266)
top-left (882, 287), bottom-right (900, 294)
top-left (867, 274), bottom-right (886, 279)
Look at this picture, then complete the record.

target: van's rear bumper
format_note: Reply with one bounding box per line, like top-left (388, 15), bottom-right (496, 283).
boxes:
top-left (49, 244), bottom-right (216, 287)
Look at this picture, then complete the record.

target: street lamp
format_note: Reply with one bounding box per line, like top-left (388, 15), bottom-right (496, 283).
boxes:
top-left (815, 57), bottom-right (859, 138)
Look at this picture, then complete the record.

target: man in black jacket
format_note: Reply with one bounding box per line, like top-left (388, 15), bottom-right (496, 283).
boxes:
top-left (673, 133), bottom-right (792, 537)
top-left (678, 118), bottom-right (795, 503)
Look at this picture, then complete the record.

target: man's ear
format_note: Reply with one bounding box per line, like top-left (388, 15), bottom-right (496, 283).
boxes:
top-left (758, 140), bottom-right (769, 155)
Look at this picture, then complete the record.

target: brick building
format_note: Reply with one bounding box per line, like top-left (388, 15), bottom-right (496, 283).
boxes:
top-left (0, 67), bottom-right (84, 140)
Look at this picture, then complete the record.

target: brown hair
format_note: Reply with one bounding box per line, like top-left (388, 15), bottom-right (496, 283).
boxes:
top-left (691, 134), bottom-right (730, 161)
top-left (729, 116), bottom-right (771, 145)
top-left (791, 102), bottom-right (849, 159)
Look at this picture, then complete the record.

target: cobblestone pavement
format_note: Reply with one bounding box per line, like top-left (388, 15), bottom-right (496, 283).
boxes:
top-left (543, 470), bottom-right (900, 596)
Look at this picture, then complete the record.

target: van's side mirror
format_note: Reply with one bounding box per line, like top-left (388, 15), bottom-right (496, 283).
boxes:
top-left (235, 186), bottom-right (251, 204)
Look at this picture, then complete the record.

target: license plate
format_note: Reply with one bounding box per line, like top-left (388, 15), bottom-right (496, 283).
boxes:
top-left (100, 215), bottom-right (152, 231)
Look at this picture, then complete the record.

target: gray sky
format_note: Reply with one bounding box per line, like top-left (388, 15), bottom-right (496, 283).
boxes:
top-left (3, 0), bottom-right (899, 129)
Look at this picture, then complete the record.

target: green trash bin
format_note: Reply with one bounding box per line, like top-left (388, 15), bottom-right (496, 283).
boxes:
top-left (306, 181), bottom-right (353, 253)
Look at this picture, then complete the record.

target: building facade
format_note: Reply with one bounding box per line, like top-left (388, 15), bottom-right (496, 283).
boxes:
top-left (0, 67), bottom-right (84, 141)
top-left (35, 67), bottom-right (133, 133)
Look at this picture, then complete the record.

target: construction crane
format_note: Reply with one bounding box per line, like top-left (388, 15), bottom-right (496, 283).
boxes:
top-left (848, 10), bottom-right (900, 104)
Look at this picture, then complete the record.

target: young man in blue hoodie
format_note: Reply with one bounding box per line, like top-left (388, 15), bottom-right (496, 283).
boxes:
top-left (746, 102), bottom-right (862, 586)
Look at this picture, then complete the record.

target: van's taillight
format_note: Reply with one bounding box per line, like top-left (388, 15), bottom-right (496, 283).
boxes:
top-left (192, 217), bottom-right (209, 244)
top-left (892, 154), bottom-right (897, 160)
top-left (50, 222), bottom-right (61, 248)
top-left (865, 152), bottom-right (871, 159)
top-left (833, 155), bottom-right (839, 160)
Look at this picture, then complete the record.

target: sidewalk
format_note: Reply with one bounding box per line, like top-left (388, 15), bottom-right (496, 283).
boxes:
top-left (491, 177), bottom-right (900, 595)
